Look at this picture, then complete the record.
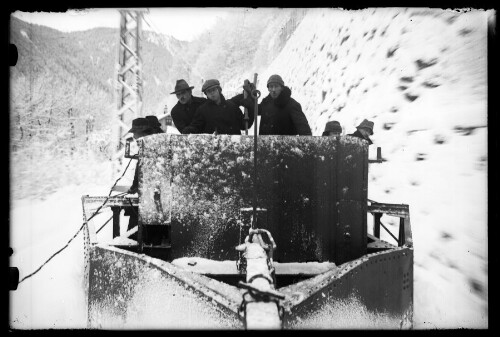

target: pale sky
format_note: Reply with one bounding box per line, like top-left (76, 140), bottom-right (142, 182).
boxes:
top-left (12, 8), bottom-right (234, 41)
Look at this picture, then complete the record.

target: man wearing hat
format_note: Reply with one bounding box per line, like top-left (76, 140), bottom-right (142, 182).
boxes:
top-left (127, 117), bottom-right (154, 140)
top-left (348, 119), bottom-right (374, 145)
top-left (247, 74), bottom-right (312, 135)
top-left (126, 116), bottom-right (164, 194)
top-left (183, 79), bottom-right (255, 135)
top-left (145, 115), bottom-right (164, 134)
top-left (124, 116), bottom-right (164, 240)
top-left (170, 79), bottom-right (207, 134)
top-left (322, 120), bottom-right (343, 137)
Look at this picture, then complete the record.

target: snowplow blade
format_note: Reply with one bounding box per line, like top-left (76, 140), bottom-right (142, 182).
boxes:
top-left (86, 244), bottom-right (412, 329)
top-left (280, 247), bottom-right (413, 329)
top-left (87, 245), bottom-right (244, 329)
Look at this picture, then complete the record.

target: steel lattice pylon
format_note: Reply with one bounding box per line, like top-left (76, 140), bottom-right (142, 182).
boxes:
top-left (113, 9), bottom-right (145, 176)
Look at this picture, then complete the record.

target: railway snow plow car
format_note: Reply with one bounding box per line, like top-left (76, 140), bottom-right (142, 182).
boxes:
top-left (82, 133), bottom-right (413, 329)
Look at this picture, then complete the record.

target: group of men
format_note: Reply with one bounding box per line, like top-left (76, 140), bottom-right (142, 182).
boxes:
top-left (170, 74), bottom-right (312, 136)
top-left (128, 73), bottom-right (374, 142)
top-left (322, 118), bottom-right (374, 145)
top-left (123, 75), bottom-right (374, 239)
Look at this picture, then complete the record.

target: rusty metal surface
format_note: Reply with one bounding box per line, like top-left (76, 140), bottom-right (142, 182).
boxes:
top-left (87, 245), bottom-right (243, 329)
top-left (368, 203), bottom-right (410, 218)
top-left (280, 247), bottom-right (413, 329)
top-left (138, 134), bottom-right (368, 263)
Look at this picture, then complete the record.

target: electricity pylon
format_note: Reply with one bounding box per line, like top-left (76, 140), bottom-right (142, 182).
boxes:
top-left (113, 9), bottom-right (145, 176)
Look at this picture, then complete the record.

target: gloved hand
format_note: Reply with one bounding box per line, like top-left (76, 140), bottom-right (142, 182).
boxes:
top-left (127, 186), bottom-right (138, 194)
top-left (243, 81), bottom-right (256, 94)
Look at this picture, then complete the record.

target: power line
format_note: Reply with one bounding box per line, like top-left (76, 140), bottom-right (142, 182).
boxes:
top-left (17, 158), bottom-right (135, 285)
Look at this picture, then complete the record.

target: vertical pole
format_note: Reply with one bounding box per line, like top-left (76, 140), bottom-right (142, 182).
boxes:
top-left (252, 73), bottom-right (258, 229)
top-left (113, 9), bottom-right (144, 177)
top-left (243, 79), bottom-right (250, 135)
top-left (373, 213), bottom-right (381, 238)
top-left (112, 207), bottom-right (121, 238)
top-left (398, 217), bottom-right (405, 246)
top-left (135, 11), bottom-right (143, 116)
top-left (377, 147), bottom-right (382, 162)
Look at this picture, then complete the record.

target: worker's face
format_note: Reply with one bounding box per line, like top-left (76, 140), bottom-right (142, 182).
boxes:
top-left (325, 131), bottom-right (340, 137)
top-left (205, 86), bottom-right (221, 104)
top-left (268, 83), bottom-right (283, 99)
top-left (358, 128), bottom-right (372, 138)
top-left (176, 90), bottom-right (192, 105)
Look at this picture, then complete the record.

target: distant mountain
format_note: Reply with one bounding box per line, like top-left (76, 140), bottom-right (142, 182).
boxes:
top-left (10, 16), bottom-right (189, 115)
top-left (9, 9), bottom-right (307, 200)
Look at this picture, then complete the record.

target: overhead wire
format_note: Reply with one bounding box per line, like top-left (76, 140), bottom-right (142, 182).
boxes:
top-left (17, 158), bottom-right (135, 285)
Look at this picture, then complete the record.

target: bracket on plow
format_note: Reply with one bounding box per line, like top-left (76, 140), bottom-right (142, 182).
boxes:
top-left (368, 202), bottom-right (412, 247)
top-left (82, 195), bottom-right (139, 240)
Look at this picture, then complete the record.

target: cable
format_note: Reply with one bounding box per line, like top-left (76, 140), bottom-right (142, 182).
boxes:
top-left (96, 215), bottom-right (114, 234)
top-left (17, 158), bottom-right (135, 285)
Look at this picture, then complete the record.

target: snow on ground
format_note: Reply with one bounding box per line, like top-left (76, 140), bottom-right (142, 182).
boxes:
top-left (9, 8), bottom-right (489, 330)
top-left (9, 183), bottom-right (110, 329)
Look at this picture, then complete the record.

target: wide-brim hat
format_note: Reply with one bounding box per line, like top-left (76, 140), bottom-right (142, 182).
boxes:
top-left (202, 79), bottom-right (221, 93)
top-left (145, 115), bottom-right (161, 128)
top-left (127, 117), bottom-right (152, 133)
top-left (356, 119), bottom-right (374, 135)
top-left (170, 79), bottom-right (194, 94)
top-left (322, 121), bottom-right (342, 135)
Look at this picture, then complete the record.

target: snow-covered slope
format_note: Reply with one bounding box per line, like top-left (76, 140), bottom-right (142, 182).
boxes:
top-left (258, 8), bottom-right (488, 328)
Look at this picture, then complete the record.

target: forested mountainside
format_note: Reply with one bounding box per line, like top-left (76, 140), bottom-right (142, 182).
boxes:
top-left (9, 9), bottom-right (306, 199)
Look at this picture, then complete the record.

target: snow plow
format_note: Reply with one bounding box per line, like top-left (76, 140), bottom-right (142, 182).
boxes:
top-left (82, 134), bottom-right (413, 329)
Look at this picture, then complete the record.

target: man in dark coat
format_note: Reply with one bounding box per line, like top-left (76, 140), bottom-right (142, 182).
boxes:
top-left (348, 119), bottom-right (374, 145)
top-left (250, 74), bottom-right (312, 136)
top-left (125, 117), bottom-right (164, 239)
top-left (127, 116), bottom-right (164, 194)
top-left (183, 79), bottom-right (254, 135)
top-left (170, 79), bottom-right (207, 134)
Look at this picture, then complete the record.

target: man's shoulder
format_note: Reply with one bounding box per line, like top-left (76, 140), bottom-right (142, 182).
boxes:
top-left (192, 96), bottom-right (207, 104)
top-left (170, 102), bottom-right (182, 116)
top-left (260, 95), bottom-right (272, 106)
top-left (197, 99), bottom-right (212, 111)
top-left (224, 97), bottom-right (240, 109)
top-left (288, 96), bottom-right (302, 109)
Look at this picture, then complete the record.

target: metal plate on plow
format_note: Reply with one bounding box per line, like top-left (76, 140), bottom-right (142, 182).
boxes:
top-left (138, 134), bottom-right (368, 264)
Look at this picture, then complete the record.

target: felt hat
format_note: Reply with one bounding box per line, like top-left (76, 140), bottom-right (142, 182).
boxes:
top-left (170, 79), bottom-right (194, 94)
top-left (127, 118), bottom-right (151, 133)
top-left (356, 119), bottom-right (374, 135)
top-left (202, 79), bottom-right (221, 93)
top-left (322, 121), bottom-right (342, 136)
top-left (145, 115), bottom-right (161, 128)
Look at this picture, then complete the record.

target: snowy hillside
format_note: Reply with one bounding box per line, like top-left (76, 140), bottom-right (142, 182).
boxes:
top-left (9, 8), bottom-right (489, 330)
top-left (257, 8), bottom-right (488, 328)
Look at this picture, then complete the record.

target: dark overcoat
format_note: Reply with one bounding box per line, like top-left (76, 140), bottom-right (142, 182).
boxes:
top-left (183, 94), bottom-right (254, 135)
top-left (171, 96), bottom-right (207, 134)
top-left (257, 86), bottom-right (312, 135)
